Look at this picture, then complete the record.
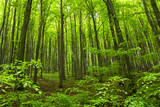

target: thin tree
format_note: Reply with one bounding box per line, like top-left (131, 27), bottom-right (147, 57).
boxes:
top-left (34, 0), bottom-right (43, 83)
top-left (0, 0), bottom-right (8, 36)
top-left (59, 0), bottom-right (65, 88)
top-left (18, 0), bottom-right (32, 61)
top-left (10, 0), bottom-right (18, 64)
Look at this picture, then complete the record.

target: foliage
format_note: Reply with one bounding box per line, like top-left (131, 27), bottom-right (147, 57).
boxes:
top-left (149, 63), bottom-right (160, 72)
top-left (65, 76), bottom-right (98, 105)
top-left (89, 76), bottom-right (129, 106)
top-left (76, 76), bottom-right (99, 88)
top-left (45, 93), bottom-right (73, 107)
top-left (88, 61), bottom-right (120, 75)
top-left (0, 91), bottom-right (42, 107)
top-left (125, 72), bottom-right (160, 107)
top-left (65, 76), bottom-right (129, 106)
top-left (0, 60), bottom-right (42, 93)
top-left (1, 72), bottom-right (160, 107)
top-left (0, 90), bottom-right (73, 107)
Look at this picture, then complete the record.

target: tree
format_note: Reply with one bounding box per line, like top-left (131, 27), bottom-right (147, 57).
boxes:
top-left (10, 0), bottom-right (18, 64)
top-left (0, 0), bottom-right (8, 36)
top-left (59, 0), bottom-right (65, 88)
top-left (150, 0), bottom-right (160, 28)
top-left (34, 0), bottom-right (43, 84)
top-left (18, 0), bottom-right (32, 61)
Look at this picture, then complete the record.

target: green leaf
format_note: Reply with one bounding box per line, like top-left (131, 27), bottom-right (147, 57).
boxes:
top-left (23, 83), bottom-right (28, 88)
top-left (2, 89), bottom-right (7, 93)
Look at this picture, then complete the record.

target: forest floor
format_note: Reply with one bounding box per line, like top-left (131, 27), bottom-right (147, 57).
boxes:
top-left (38, 72), bottom-right (79, 93)
top-left (1, 71), bottom-right (160, 106)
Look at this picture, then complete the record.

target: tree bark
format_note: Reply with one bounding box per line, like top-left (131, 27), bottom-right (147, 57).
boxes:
top-left (34, 0), bottom-right (42, 83)
top-left (18, 0), bottom-right (32, 61)
top-left (0, 0), bottom-right (8, 36)
top-left (10, 2), bottom-right (17, 64)
top-left (1, 0), bottom-right (11, 65)
top-left (150, 0), bottom-right (160, 28)
top-left (79, 10), bottom-right (83, 78)
top-left (59, 0), bottom-right (65, 88)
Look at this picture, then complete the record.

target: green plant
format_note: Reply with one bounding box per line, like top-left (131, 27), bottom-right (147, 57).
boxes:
top-left (46, 93), bottom-right (73, 107)
top-left (125, 72), bottom-right (160, 107)
top-left (0, 90), bottom-right (46, 107)
top-left (91, 76), bottom-right (128, 106)
top-left (76, 76), bottom-right (98, 88)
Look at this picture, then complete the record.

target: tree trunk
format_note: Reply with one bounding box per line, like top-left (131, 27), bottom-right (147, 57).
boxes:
top-left (142, 0), bottom-right (160, 47)
top-left (74, 13), bottom-right (79, 79)
top-left (34, 0), bottom-right (42, 84)
top-left (88, 16), bottom-right (95, 71)
top-left (104, 0), bottom-right (133, 74)
top-left (40, 23), bottom-right (46, 79)
top-left (150, 0), bottom-right (160, 28)
top-left (90, 0), bottom-right (103, 82)
top-left (0, 0), bottom-right (8, 36)
top-left (18, 0), bottom-right (32, 61)
top-left (1, 0), bottom-right (11, 65)
top-left (79, 10), bottom-right (83, 78)
top-left (59, 0), bottom-right (65, 88)
top-left (48, 37), bottom-right (51, 72)
top-left (70, 14), bottom-right (75, 77)
top-left (10, 3), bottom-right (17, 64)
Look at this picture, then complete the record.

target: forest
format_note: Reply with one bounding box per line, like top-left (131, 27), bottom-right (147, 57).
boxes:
top-left (0, 0), bottom-right (160, 106)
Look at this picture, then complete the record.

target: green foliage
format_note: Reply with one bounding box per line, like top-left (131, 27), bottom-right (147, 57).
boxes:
top-left (65, 76), bottom-right (129, 106)
top-left (149, 63), bottom-right (160, 72)
top-left (90, 76), bottom-right (129, 106)
top-left (125, 72), bottom-right (160, 107)
top-left (0, 91), bottom-right (46, 107)
top-left (86, 47), bottom-right (141, 57)
top-left (1, 72), bottom-right (160, 107)
top-left (0, 60), bottom-right (42, 93)
top-left (0, 91), bottom-right (73, 107)
top-left (88, 61), bottom-right (120, 75)
top-left (65, 76), bottom-right (98, 105)
top-left (76, 76), bottom-right (99, 88)
top-left (46, 93), bottom-right (73, 107)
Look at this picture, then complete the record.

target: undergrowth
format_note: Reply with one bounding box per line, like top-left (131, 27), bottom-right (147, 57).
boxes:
top-left (1, 72), bottom-right (160, 107)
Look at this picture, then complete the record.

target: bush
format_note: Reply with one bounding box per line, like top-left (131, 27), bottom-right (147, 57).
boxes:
top-left (45, 93), bottom-right (73, 107)
top-left (125, 72), bottom-right (160, 107)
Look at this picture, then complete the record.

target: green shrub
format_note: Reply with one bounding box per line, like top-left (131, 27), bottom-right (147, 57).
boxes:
top-left (90, 76), bottom-right (129, 106)
top-left (0, 60), bottom-right (42, 94)
top-left (125, 72), bottom-right (160, 107)
top-left (46, 93), bottom-right (73, 107)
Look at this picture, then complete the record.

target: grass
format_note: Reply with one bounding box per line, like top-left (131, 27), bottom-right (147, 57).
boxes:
top-left (38, 71), bottom-right (79, 92)
top-left (42, 72), bottom-right (59, 81)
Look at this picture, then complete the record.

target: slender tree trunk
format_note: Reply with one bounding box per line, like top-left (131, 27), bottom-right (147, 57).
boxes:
top-left (150, 0), bottom-right (160, 28)
top-left (40, 23), bottom-right (46, 79)
top-left (59, 0), bottom-right (65, 88)
top-left (90, 4), bottom-right (103, 82)
top-left (34, 0), bottom-right (42, 83)
top-left (104, 0), bottom-right (133, 75)
top-left (107, 4), bottom-right (118, 51)
top-left (65, 19), bottom-right (69, 77)
top-left (0, 0), bottom-right (8, 36)
top-left (74, 13), bottom-right (79, 79)
top-left (10, 3), bottom-right (17, 64)
top-left (142, 0), bottom-right (160, 47)
top-left (48, 37), bottom-right (51, 72)
top-left (25, 27), bottom-right (30, 75)
top-left (88, 16), bottom-right (95, 75)
top-left (1, 0), bottom-right (11, 65)
top-left (14, 10), bottom-right (21, 58)
top-left (79, 10), bottom-right (83, 78)
top-left (18, 0), bottom-right (32, 61)
top-left (70, 14), bottom-right (75, 77)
